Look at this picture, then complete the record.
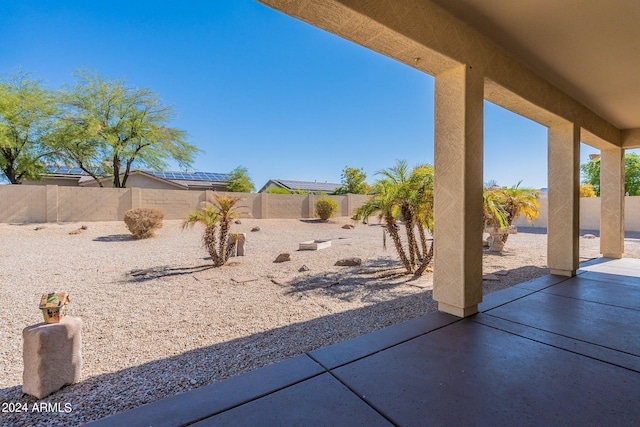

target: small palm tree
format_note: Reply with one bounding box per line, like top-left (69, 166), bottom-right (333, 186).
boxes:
top-left (501, 182), bottom-right (540, 243)
top-left (183, 195), bottom-right (242, 267)
top-left (353, 160), bottom-right (434, 275)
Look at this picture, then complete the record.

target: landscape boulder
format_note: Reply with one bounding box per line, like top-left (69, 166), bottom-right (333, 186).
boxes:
top-left (298, 265), bottom-right (310, 272)
top-left (335, 257), bottom-right (362, 266)
top-left (274, 253), bottom-right (291, 263)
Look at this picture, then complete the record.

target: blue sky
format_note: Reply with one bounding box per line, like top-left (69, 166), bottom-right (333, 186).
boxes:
top-left (1, 0), bottom-right (604, 189)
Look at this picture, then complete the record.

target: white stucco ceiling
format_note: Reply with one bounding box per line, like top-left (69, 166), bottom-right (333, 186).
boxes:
top-left (431, 0), bottom-right (640, 130)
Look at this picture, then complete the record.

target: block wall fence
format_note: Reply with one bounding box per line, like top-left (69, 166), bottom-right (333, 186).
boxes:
top-left (1, 185), bottom-right (639, 231)
top-left (0, 185), bottom-right (370, 223)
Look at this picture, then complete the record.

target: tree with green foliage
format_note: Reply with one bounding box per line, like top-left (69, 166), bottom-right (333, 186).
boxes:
top-left (333, 166), bottom-right (370, 194)
top-left (53, 70), bottom-right (199, 188)
top-left (266, 187), bottom-right (292, 194)
top-left (0, 72), bottom-right (58, 183)
top-left (225, 165), bottom-right (255, 192)
top-left (581, 153), bottom-right (640, 196)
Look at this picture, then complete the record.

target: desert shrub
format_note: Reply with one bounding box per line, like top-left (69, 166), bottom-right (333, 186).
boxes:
top-left (124, 207), bottom-right (164, 239)
top-left (315, 198), bottom-right (338, 221)
top-left (266, 187), bottom-right (292, 194)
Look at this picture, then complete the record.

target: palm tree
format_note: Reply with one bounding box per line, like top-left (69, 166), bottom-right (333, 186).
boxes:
top-left (501, 182), bottom-right (540, 243)
top-left (483, 187), bottom-right (510, 252)
top-left (353, 160), bottom-right (435, 275)
top-left (183, 195), bottom-right (242, 267)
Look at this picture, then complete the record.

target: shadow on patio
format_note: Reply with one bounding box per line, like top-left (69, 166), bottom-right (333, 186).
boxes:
top-left (82, 257), bottom-right (639, 426)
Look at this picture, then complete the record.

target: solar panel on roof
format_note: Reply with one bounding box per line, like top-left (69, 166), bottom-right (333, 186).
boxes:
top-left (146, 170), bottom-right (228, 182)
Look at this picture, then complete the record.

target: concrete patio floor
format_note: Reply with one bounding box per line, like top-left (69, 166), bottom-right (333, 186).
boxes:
top-left (86, 258), bottom-right (640, 426)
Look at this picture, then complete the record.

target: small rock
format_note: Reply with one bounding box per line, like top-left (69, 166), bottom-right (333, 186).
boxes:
top-left (234, 220), bottom-right (242, 224)
top-left (251, 226), bottom-right (260, 232)
top-left (274, 253), bottom-right (291, 263)
top-left (68, 229), bottom-right (82, 235)
top-left (335, 257), bottom-right (362, 266)
top-left (34, 226), bottom-right (45, 231)
top-left (80, 225), bottom-right (88, 230)
top-left (342, 224), bottom-right (355, 229)
top-left (298, 265), bottom-right (310, 272)
top-left (582, 234), bottom-right (597, 239)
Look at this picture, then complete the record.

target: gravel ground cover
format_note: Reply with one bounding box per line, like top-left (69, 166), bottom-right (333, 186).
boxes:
top-left (1, 218), bottom-right (638, 426)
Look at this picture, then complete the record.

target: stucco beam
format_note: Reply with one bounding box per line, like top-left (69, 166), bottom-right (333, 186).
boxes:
top-left (622, 129), bottom-right (640, 149)
top-left (258, 0), bottom-right (621, 145)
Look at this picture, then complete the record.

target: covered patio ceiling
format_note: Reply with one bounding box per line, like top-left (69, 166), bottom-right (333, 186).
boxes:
top-left (258, 0), bottom-right (640, 148)
top-left (431, 0), bottom-right (640, 131)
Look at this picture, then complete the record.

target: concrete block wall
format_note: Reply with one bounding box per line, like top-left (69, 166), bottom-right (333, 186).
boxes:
top-left (0, 185), bottom-right (47, 223)
top-left (57, 187), bottom-right (130, 222)
top-left (1, 184), bottom-right (638, 230)
top-left (138, 189), bottom-right (205, 220)
top-left (0, 186), bottom-right (370, 223)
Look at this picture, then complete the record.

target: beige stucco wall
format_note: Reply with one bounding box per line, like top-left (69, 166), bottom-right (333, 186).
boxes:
top-left (0, 185), bottom-right (47, 223)
top-left (513, 196), bottom-right (640, 232)
top-left (0, 186), bottom-right (369, 223)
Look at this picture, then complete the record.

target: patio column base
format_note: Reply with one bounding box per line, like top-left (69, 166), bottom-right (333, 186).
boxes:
top-left (438, 302), bottom-right (478, 318)
top-left (601, 253), bottom-right (623, 259)
top-left (550, 269), bottom-right (576, 277)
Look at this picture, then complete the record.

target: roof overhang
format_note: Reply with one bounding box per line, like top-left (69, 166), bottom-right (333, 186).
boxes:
top-left (258, 0), bottom-right (640, 148)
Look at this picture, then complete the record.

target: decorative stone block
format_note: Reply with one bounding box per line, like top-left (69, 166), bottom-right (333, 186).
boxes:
top-left (236, 233), bottom-right (246, 256)
top-left (299, 240), bottom-right (331, 251)
top-left (23, 317), bottom-right (82, 399)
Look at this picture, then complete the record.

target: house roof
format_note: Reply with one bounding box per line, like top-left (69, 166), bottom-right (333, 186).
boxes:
top-left (43, 165), bottom-right (229, 188)
top-left (259, 179), bottom-right (341, 193)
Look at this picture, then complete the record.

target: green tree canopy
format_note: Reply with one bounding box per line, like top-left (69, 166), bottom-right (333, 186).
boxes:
top-left (53, 70), bottom-right (199, 187)
top-left (0, 72), bottom-right (57, 183)
top-left (581, 153), bottom-right (640, 196)
top-left (225, 165), bottom-right (255, 193)
top-left (333, 166), bottom-right (370, 194)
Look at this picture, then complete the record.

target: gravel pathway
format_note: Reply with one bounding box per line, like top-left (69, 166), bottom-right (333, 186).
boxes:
top-left (1, 218), bottom-right (637, 426)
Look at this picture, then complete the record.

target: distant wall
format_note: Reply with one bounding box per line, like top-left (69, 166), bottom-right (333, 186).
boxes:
top-left (513, 196), bottom-right (640, 231)
top-left (0, 186), bottom-right (370, 223)
top-left (6, 185), bottom-right (635, 231)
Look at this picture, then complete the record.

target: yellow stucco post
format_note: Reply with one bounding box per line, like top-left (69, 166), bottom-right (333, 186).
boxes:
top-left (548, 124), bottom-right (580, 276)
top-left (600, 148), bottom-right (625, 258)
top-left (433, 65), bottom-right (484, 318)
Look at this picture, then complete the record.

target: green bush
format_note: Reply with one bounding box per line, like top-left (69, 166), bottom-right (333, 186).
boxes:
top-left (124, 207), bottom-right (164, 239)
top-left (315, 198), bottom-right (338, 221)
top-left (266, 187), bottom-right (292, 194)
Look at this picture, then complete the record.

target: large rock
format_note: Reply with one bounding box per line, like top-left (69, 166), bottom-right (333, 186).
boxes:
top-left (23, 317), bottom-right (82, 399)
top-left (274, 253), bottom-right (291, 263)
top-left (335, 257), bottom-right (362, 266)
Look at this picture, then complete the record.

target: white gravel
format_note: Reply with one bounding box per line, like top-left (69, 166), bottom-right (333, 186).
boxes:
top-left (1, 218), bottom-right (638, 426)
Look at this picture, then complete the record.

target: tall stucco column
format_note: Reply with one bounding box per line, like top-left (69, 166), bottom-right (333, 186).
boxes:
top-left (600, 148), bottom-right (624, 258)
top-left (548, 124), bottom-right (580, 276)
top-left (433, 65), bottom-right (484, 318)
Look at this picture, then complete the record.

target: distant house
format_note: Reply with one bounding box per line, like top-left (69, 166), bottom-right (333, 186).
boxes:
top-left (258, 179), bottom-right (341, 194)
top-left (23, 165), bottom-right (229, 191)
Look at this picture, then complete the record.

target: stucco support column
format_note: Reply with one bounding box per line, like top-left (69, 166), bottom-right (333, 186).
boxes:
top-left (433, 65), bottom-right (484, 318)
top-left (548, 124), bottom-right (580, 276)
top-left (600, 148), bottom-right (624, 258)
